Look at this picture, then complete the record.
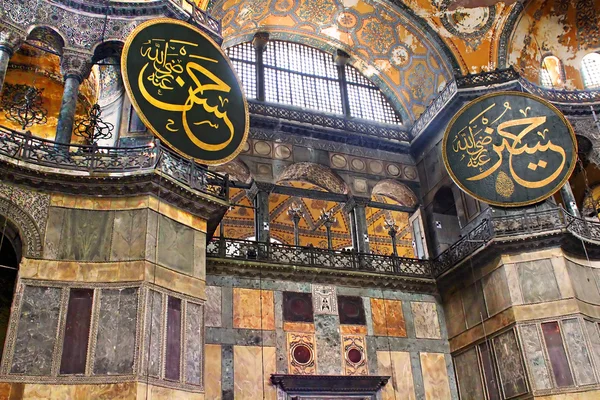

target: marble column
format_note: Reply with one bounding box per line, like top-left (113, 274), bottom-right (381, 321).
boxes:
top-left (55, 52), bottom-right (92, 144)
top-left (560, 182), bottom-right (581, 217)
top-left (252, 32), bottom-right (269, 102)
top-left (0, 29), bottom-right (25, 94)
top-left (251, 182), bottom-right (273, 243)
top-left (334, 49), bottom-right (351, 117)
top-left (353, 197), bottom-right (370, 253)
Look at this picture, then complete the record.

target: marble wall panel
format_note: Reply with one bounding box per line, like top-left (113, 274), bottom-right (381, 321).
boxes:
top-left (145, 210), bottom-right (158, 263)
top-left (194, 230), bottom-right (207, 278)
top-left (233, 345), bottom-right (276, 400)
top-left (157, 215), bottom-right (194, 275)
top-left (371, 298), bottom-right (406, 337)
top-left (518, 260), bottom-right (561, 304)
top-left (378, 351), bottom-right (416, 400)
top-left (43, 207), bottom-right (65, 259)
top-left (492, 330), bottom-right (528, 398)
top-left (287, 332), bottom-right (316, 375)
top-left (566, 260), bottom-right (600, 304)
top-left (520, 324), bottom-right (552, 390)
top-left (461, 282), bottom-right (487, 329)
top-left (584, 320), bottom-right (600, 372)
top-left (232, 288), bottom-right (275, 330)
top-left (315, 314), bottom-right (341, 375)
top-left (94, 288), bottom-right (139, 375)
top-left (11, 286), bottom-right (61, 375)
top-left (420, 352), bottom-right (452, 400)
top-left (185, 302), bottom-right (204, 386)
top-left (443, 291), bottom-right (465, 338)
top-left (110, 209), bottom-right (147, 261)
top-left (205, 344), bottom-right (222, 399)
top-left (454, 348), bottom-right (484, 400)
top-left (482, 267), bottom-right (511, 316)
top-left (411, 302), bottom-right (441, 339)
top-left (206, 286), bottom-right (222, 328)
top-left (24, 382), bottom-right (137, 399)
top-left (312, 285), bottom-right (337, 315)
top-left (58, 209), bottom-right (114, 261)
top-left (342, 334), bottom-right (368, 376)
top-left (143, 290), bottom-right (163, 378)
top-left (562, 319), bottom-right (597, 385)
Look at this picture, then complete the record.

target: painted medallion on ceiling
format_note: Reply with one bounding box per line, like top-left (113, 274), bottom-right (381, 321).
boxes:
top-left (211, 0), bottom-right (453, 122)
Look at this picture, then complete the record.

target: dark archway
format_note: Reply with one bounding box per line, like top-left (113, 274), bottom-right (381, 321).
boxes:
top-left (0, 217), bottom-right (22, 362)
top-left (430, 186), bottom-right (461, 256)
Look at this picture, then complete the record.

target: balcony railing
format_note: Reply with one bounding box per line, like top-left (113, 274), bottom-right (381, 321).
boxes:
top-left (206, 237), bottom-right (433, 278)
top-left (433, 207), bottom-right (600, 277)
top-left (0, 125), bottom-right (229, 201)
top-left (174, 0), bottom-right (221, 36)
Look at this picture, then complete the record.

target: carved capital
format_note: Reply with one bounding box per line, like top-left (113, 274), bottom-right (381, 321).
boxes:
top-left (0, 28), bottom-right (25, 56)
top-left (252, 32), bottom-right (269, 51)
top-left (334, 49), bottom-right (350, 67)
top-left (60, 51), bottom-right (93, 82)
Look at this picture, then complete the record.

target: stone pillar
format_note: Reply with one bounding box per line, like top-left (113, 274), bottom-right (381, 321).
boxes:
top-left (334, 50), bottom-right (351, 117)
top-left (252, 32), bottom-right (269, 102)
top-left (0, 29), bottom-right (25, 94)
top-left (55, 51), bottom-right (92, 144)
top-left (251, 182), bottom-right (273, 243)
top-left (324, 220), bottom-right (333, 250)
top-left (561, 182), bottom-right (581, 217)
top-left (352, 197), bottom-right (370, 253)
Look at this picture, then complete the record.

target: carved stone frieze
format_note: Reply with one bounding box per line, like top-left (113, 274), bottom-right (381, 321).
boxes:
top-left (0, 183), bottom-right (49, 239)
top-left (0, 196), bottom-right (42, 257)
top-left (0, 26), bottom-right (25, 55)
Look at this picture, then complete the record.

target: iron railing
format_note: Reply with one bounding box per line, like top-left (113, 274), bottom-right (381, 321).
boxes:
top-left (0, 125), bottom-right (229, 200)
top-left (249, 101), bottom-right (411, 143)
top-left (177, 0), bottom-right (221, 36)
top-left (206, 237), bottom-right (433, 278)
top-left (433, 207), bottom-right (600, 276)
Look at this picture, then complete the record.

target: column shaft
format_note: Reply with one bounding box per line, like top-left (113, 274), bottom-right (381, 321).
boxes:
top-left (0, 48), bottom-right (11, 94)
top-left (560, 182), bottom-right (580, 217)
top-left (354, 203), bottom-right (370, 253)
top-left (55, 76), bottom-right (81, 144)
top-left (254, 190), bottom-right (270, 243)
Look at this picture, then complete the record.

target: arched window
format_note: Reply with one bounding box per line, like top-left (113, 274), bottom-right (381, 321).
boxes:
top-left (226, 40), bottom-right (402, 125)
top-left (582, 53), bottom-right (600, 89)
top-left (540, 56), bottom-right (563, 88)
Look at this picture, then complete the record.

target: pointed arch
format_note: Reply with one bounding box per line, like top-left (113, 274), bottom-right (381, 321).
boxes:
top-left (371, 179), bottom-right (418, 207)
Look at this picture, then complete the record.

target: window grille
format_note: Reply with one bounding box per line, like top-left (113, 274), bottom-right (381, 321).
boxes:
top-left (582, 53), bottom-right (600, 89)
top-left (346, 65), bottom-right (401, 124)
top-left (226, 41), bottom-right (257, 99)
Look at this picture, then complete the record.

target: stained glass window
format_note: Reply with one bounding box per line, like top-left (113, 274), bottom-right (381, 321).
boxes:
top-left (582, 53), bottom-right (600, 89)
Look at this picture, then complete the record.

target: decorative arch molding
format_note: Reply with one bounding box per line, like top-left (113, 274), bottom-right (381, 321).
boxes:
top-left (26, 25), bottom-right (66, 54)
top-left (0, 184), bottom-right (49, 258)
top-left (212, 159), bottom-right (253, 185)
top-left (496, 1), bottom-right (524, 69)
top-left (371, 179), bottom-right (418, 207)
top-left (0, 197), bottom-right (43, 258)
top-left (277, 162), bottom-right (349, 195)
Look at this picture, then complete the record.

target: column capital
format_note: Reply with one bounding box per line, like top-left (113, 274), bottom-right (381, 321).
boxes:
top-left (0, 28), bottom-right (26, 56)
top-left (248, 181), bottom-right (275, 199)
top-left (60, 50), bottom-right (93, 83)
top-left (252, 32), bottom-right (270, 51)
top-left (334, 49), bottom-right (350, 67)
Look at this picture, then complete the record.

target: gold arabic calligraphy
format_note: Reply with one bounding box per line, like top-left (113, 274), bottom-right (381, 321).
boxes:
top-left (451, 101), bottom-right (567, 197)
top-left (138, 38), bottom-right (234, 152)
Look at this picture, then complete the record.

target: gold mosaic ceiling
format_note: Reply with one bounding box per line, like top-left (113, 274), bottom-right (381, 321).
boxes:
top-left (210, 0), bottom-right (522, 122)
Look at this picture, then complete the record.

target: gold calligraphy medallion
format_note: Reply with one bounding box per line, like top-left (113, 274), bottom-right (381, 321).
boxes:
top-left (121, 18), bottom-right (249, 165)
top-left (442, 91), bottom-right (577, 207)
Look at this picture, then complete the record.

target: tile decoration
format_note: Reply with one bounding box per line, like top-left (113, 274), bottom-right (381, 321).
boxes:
top-left (287, 332), bottom-right (317, 375)
top-left (342, 334), bottom-right (367, 376)
top-left (233, 288), bottom-right (275, 330)
top-left (312, 285), bottom-right (337, 315)
top-left (520, 324), bottom-right (552, 390)
top-left (420, 352), bottom-right (452, 400)
top-left (492, 329), bottom-right (528, 398)
top-left (411, 302), bottom-right (441, 339)
top-left (370, 298), bottom-right (406, 337)
top-left (283, 292), bottom-right (314, 323)
top-left (338, 295), bottom-right (366, 326)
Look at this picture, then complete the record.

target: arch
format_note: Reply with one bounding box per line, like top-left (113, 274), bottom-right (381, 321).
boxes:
top-left (582, 53), bottom-right (600, 89)
top-left (0, 197), bottom-right (42, 258)
top-left (276, 163), bottom-right (349, 195)
top-left (212, 159), bottom-right (253, 184)
top-left (540, 55), bottom-right (564, 88)
top-left (371, 180), bottom-right (418, 207)
top-left (432, 186), bottom-right (458, 216)
top-left (92, 40), bottom-right (124, 63)
top-left (212, 0), bottom-right (454, 123)
top-left (26, 25), bottom-right (65, 55)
